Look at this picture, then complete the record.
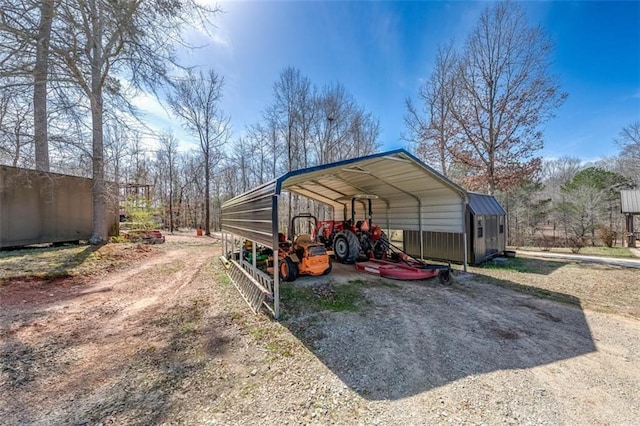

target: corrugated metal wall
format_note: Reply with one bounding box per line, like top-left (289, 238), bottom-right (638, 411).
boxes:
top-left (0, 166), bottom-right (118, 247)
top-left (404, 210), bottom-right (506, 265)
top-left (403, 230), bottom-right (465, 263)
top-left (221, 181), bottom-right (276, 247)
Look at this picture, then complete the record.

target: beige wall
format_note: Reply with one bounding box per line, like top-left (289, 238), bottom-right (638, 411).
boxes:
top-left (0, 166), bottom-right (118, 247)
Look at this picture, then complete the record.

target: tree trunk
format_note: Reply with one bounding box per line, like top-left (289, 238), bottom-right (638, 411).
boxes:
top-left (33, 0), bottom-right (54, 172)
top-left (169, 178), bottom-right (174, 233)
top-left (204, 150), bottom-right (211, 236)
top-left (89, 3), bottom-right (107, 245)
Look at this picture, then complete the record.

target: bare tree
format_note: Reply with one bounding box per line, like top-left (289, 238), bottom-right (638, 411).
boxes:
top-left (42, 0), bottom-right (221, 243)
top-left (615, 122), bottom-right (640, 184)
top-left (447, 1), bottom-right (567, 194)
top-left (0, 84), bottom-right (33, 168)
top-left (168, 69), bottom-right (230, 236)
top-left (156, 131), bottom-right (179, 232)
top-left (33, 0), bottom-right (54, 171)
top-left (405, 42), bottom-right (458, 176)
top-left (2, 0), bottom-right (220, 241)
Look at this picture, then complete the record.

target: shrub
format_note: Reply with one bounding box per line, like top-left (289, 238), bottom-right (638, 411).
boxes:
top-left (569, 236), bottom-right (586, 253)
top-left (597, 226), bottom-right (617, 248)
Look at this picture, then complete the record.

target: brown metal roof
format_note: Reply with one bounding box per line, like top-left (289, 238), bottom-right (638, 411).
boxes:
top-left (467, 192), bottom-right (506, 216)
top-left (621, 190), bottom-right (640, 214)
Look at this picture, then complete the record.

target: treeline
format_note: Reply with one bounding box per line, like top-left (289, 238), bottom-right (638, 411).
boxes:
top-left (0, 62), bottom-right (380, 233)
top-left (1, 1), bottom-right (637, 248)
top-left (0, 1), bottom-right (379, 239)
top-left (501, 125), bottom-right (639, 248)
top-left (155, 67), bottom-right (381, 233)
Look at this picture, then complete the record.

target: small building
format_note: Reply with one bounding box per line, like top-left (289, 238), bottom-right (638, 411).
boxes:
top-left (466, 192), bottom-right (507, 264)
top-left (0, 166), bottom-right (118, 248)
top-left (620, 189), bottom-right (640, 248)
top-left (403, 191), bottom-right (506, 265)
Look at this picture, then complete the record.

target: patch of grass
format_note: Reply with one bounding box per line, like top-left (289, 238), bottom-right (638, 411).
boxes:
top-left (0, 243), bottom-right (156, 281)
top-left (477, 257), bottom-right (566, 275)
top-left (215, 267), bottom-right (232, 286)
top-left (280, 281), bottom-right (364, 314)
top-left (512, 245), bottom-right (635, 258)
top-left (481, 257), bottom-right (537, 273)
top-left (0, 245), bottom-right (97, 280)
top-left (320, 283), bottom-right (362, 312)
top-left (375, 280), bottom-right (401, 288)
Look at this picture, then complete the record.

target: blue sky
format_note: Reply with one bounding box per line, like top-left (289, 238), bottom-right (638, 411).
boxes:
top-left (140, 1), bottom-right (640, 162)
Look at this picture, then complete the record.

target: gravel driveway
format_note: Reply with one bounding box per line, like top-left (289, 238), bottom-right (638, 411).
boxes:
top-left (280, 265), bottom-right (639, 424)
top-left (1, 237), bottom-right (638, 425)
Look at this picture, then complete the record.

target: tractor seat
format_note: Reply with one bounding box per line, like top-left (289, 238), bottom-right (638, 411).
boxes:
top-left (294, 234), bottom-right (313, 250)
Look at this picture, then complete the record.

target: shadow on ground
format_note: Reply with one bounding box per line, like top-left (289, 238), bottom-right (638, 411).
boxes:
top-left (280, 263), bottom-right (596, 401)
top-left (475, 256), bottom-right (567, 275)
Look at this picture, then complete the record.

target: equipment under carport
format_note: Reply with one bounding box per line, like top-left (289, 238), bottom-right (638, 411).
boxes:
top-left (268, 214), bottom-right (332, 282)
top-left (354, 237), bottom-right (453, 283)
top-left (220, 149), bottom-right (471, 318)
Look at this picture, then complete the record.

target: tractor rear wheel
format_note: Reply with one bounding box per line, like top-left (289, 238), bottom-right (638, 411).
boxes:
top-left (279, 257), bottom-right (299, 282)
top-left (333, 231), bottom-right (360, 264)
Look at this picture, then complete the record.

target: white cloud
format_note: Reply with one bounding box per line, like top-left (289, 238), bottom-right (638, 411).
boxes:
top-left (129, 91), bottom-right (198, 153)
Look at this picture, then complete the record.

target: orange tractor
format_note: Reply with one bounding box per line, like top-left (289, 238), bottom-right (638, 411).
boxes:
top-left (276, 214), bottom-right (332, 282)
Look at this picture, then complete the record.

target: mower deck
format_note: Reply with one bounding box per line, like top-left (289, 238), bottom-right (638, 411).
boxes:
top-left (355, 258), bottom-right (442, 280)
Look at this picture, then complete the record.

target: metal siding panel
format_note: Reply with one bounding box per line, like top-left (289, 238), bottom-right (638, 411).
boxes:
top-left (621, 190), bottom-right (640, 214)
top-left (221, 182), bottom-right (276, 247)
top-left (403, 230), bottom-right (464, 263)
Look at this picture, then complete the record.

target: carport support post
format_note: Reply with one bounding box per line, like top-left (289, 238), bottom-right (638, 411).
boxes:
top-left (252, 239), bottom-right (257, 269)
top-left (462, 201), bottom-right (468, 272)
top-left (418, 199), bottom-right (424, 260)
top-left (273, 195), bottom-right (280, 319)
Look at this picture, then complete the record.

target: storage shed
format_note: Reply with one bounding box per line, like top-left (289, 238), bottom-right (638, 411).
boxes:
top-left (220, 149), bottom-right (469, 318)
top-left (466, 192), bottom-right (507, 264)
top-left (620, 189), bottom-right (640, 248)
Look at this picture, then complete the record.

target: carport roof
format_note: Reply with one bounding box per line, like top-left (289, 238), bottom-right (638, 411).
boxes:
top-left (276, 149), bottom-right (467, 205)
top-left (221, 149), bottom-right (469, 248)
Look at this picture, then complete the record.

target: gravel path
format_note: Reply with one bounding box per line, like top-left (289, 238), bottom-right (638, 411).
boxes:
top-left (1, 236), bottom-right (638, 425)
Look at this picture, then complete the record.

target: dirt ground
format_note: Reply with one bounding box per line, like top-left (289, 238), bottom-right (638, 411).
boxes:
top-left (1, 234), bottom-right (639, 425)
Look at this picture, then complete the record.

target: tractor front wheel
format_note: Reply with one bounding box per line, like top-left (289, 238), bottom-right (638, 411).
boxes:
top-left (333, 231), bottom-right (360, 264)
top-left (279, 257), bottom-right (299, 282)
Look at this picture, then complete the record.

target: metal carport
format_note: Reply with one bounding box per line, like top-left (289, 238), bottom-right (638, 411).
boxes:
top-left (220, 149), bottom-right (469, 318)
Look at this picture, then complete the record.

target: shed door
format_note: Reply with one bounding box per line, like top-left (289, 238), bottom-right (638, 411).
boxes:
top-left (486, 216), bottom-right (499, 254)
